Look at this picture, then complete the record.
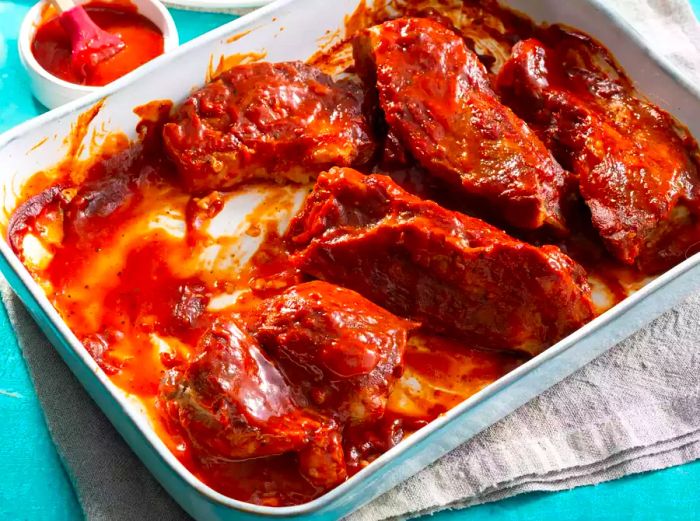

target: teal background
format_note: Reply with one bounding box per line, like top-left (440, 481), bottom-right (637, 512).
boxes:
top-left (0, 2), bottom-right (699, 519)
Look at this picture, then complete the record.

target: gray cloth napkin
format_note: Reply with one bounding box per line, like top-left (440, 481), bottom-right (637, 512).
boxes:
top-left (5, 1), bottom-right (700, 520)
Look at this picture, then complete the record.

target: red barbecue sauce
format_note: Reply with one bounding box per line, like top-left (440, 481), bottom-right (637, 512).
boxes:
top-left (31, 1), bottom-right (164, 87)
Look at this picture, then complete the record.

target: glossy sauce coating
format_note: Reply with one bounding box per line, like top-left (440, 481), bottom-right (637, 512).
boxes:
top-left (289, 167), bottom-right (594, 356)
top-left (160, 319), bottom-right (348, 491)
top-left (32, 1), bottom-right (164, 87)
top-left (254, 281), bottom-right (415, 425)
top-left (496, 34), bottom-right (700, 269)
top-left (353, 17), bottom-right (573, 233)
top-left (163, 61), bottom-right (376, 193)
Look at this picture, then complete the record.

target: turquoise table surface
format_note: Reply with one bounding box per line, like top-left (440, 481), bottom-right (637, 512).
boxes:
top-left (1, 2), bottom-right (699, 520)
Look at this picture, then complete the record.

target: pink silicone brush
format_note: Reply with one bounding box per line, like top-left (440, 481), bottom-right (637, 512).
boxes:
top-left (50, 0), bottom-right (126, 79)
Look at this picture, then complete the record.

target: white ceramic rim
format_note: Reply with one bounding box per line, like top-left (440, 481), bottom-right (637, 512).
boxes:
top-left (18, 0), bottom-right (180, 94)
top-left (161, 0), bottom-right (272, 10)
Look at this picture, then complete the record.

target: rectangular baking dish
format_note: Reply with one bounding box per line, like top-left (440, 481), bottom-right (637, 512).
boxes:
top-left (1, 0), bottom-right (699, 519)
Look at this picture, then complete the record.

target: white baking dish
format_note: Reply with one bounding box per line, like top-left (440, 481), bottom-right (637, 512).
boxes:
top-left (1, 1), bottom-right (699, 519)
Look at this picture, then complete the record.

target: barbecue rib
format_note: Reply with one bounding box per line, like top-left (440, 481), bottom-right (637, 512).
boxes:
top-left (496, 37), bottom-right (700, 269)
top-left (159, 319), bottom-right (346, 490)
top-left (255, 281), bottom-right (414, 425)
top-left (353, 17), bottom-right (573, 233)
top-left (288, 168), bottom-right (594, 357)
top-left (163, 61), bottom-right (376, 193)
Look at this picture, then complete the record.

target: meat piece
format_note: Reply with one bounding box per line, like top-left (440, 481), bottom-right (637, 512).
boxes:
top-left (163, 61), bottom-right (376, 193)
top-left (62, 171), bottom-right (139, 244)
top-left (159, 319), bottom-right (346, 490)
top-left (353, 17), bottom-right (572, 233)
top-left (496, 37), bottom-right (700, 269)
top-left (254, 281), bottom-right (413, 425)
top-left (7, 186), bottom-right (67, 255)
top-left (171, 281), bottom-right (209, 331)
top-left (288, 168), bottom-right (594, 357)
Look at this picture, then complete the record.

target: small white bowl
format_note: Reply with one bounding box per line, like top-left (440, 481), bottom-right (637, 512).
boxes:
top-left (18, 0), bottom-right (179, 109)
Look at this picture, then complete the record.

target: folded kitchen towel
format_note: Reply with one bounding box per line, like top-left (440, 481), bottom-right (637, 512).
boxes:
top-left (4, 1), bottom-right (700, 520)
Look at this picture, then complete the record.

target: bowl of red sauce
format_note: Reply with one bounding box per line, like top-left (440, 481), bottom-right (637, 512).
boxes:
top-left (19, 0), bottom-right (178, 109)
